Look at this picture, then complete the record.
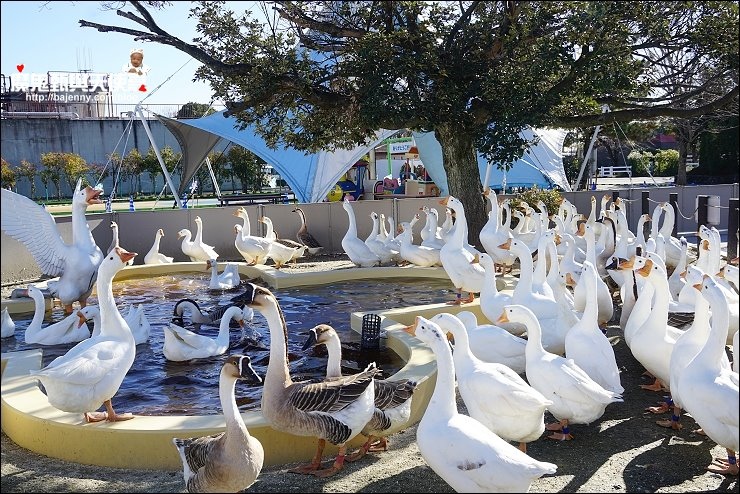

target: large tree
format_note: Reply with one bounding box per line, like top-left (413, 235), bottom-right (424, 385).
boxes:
top-left (81, 1), bottom-right (739, 244)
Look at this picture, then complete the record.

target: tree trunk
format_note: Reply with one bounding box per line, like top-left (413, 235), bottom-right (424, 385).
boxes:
top-left (434, 123), bottom-right (487, 248)
top-left (676, 139), bottom-right (688, 186)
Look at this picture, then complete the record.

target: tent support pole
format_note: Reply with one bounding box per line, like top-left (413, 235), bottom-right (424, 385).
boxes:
top-left (204, 157), bottom-right (222, 199)
top-left (136, 105), bottom-right (182, 208)
top-left (572, 105), bottom-right (607, 191)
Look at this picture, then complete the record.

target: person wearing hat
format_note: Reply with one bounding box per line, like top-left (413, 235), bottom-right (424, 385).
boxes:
top-left (123, 48), bottom-right (150, 76)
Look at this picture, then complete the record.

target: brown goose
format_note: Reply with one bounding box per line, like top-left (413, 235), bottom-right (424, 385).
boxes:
top-left (240, 283), bottom-right (378, 477)
top-left (302, 324), bottom-right (417, 461)
top-left (172, 354), bottom-right (264, 492)
top-left (292, 207), bottom-right (324, 255)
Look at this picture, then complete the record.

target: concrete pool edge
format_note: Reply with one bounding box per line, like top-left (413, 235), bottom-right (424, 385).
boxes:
top-left (0, 263), bottom-right (513, 470)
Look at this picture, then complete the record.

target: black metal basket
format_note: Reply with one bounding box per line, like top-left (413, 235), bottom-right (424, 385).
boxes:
top-left (361, 313), bottom-right (382, 350)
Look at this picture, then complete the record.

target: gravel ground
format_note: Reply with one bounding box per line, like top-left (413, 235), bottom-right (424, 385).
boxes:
top-left (2, 256), bottom-right (738, 493)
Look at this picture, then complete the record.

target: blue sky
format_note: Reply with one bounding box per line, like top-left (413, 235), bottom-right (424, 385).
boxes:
top-left (1, 1), bottom-right (261, 107)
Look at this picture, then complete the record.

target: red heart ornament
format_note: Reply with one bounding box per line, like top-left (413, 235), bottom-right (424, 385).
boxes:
top-left (17, 64), bottom-right (24, 72)
top-left (138, 84), bottom-right (147, 92)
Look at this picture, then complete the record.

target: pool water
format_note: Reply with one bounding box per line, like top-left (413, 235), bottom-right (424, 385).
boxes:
top-left (2, 274), bottom-right (454, 416)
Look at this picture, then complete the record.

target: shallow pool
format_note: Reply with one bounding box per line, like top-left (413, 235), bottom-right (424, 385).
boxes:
top-left (2, 274), bottom-right (454, 415)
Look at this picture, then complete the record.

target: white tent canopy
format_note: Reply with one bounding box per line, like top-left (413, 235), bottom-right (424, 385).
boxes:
top-left (413, 128), bottom-right (570, 194)
top-left (157, 111), bottom-right (569, 203)
top-left (157, 111), bottom-right (397, 203)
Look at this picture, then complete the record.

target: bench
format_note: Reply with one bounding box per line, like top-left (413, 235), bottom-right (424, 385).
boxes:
top-left (598, 165), bottom-right (632, 177)
top-left (219, 193), bottom-right (290, 206)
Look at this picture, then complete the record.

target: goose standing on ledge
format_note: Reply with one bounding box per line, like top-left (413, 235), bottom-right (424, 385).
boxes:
top-left (144, 228), bottom-right (174, 265)
top-left (239, 282), bottom-right (379, 478)
top-left (172, 354), bottom-right (264, 493)
top-left (341, 199), bottom-right (381, 267)
top-left (1, 178), bottom-right (103, 315)
top-left (29, 247), bottom-right (138, 423)
top-left (292, 207), bottom-right (324, 255)
top-left (178, 216), bottom-right (219, 262)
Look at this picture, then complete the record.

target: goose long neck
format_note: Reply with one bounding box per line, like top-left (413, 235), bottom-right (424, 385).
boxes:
top-left (28, 290), bottom-right (45, 330)
top-left (220, 372), bottom-right (245, 433)
top-left (345, 205), bottom-right (358, 236)
top-left (97, 267), bottom-right (127, 336)
top-left (521, 313), bottom-right (546, 355)
top-left (428, 334), bottom-right (458, 420)
top-left (324, 336), bottom-right (343, 379)
top-left (514, 246), bottom-right (534, 296)
top-left (502, 203), bottom-right (512, 230)
top-left (447, 323), bottom-right (475, 369)
top-left (659, 207), bottom-right (674, 236)
top-left (263, 299), bottom-right (291, 386)
top-left (217, 307), bottom-right (238, 346)
top-left (695, 289), bottom-right (730, 374)
top-left (644, 273), bottom-right (669, 328)
top-left (264, 220), bottom-right (274, 239)
top-left (582, 269), bottom-right (599, 323)
top-left (241, 213), bottom-right (251, 235)
top-left (71, 203), bottom-right (95, 248)
top-left (153, 233), bottom-right (162, 250)
top-left (195, 221), bottom-right (204, 243)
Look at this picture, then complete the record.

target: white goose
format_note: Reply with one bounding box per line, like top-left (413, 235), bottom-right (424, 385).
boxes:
top-left (406, 315), bottom-right (557, 492)
top-left (206, 258), bottom-right (241, 290)
top-left (656, 271), bottom-right (730, 430)
top-left (1, 306), bottom-right (16, 338)
top-left (259, 216), bottom-right (307, 266)
top-left (419, 206), bottom-right (446, 249)
top-left (454, 311), bottom-right (527, 374)
top-left (1, 179), bottom-right (103, 315)
top-left (431, 313), bottom-right (549, 452)
top-left (23, 285), bottom-right (90, 345)
top-left (178, 216), bottom-right (219, 263)
top-left (172, 354), bottom-right (264, 493)
top-left (301, 324), bottom-right (417, 461)
top-left (564, 261), bottom-right (624, 395)
top-left (341, 198), bottom-right (381, 267)
top-left (501, 238), bottom-right (569, 355)
top-left (397, 219), bottom-right (441, 267)
top-left (364, 211), bottom-right (396, 264)
top-left (239, 282), bottom-right (379, 478)
top-left (143, 228), bottom-right (174, 265)
top-left (233, 207), bottom-right (268, 265)
top-left (480, 189), bottom-right (515, 270)
top-left (439, 196), bottom-right (485, 304)
top-left (473, 253), bottom-right (520, 335)
top-left (29, 247), bottom-right (137, 423)
top-left (675, 275), bottom-right (739, 476)
top-left (573, 223), bottom-right (614, 327)
top-left (499, 305), bottom-right (623, 441)
top-left (163, 305), bottom-right (244, 362)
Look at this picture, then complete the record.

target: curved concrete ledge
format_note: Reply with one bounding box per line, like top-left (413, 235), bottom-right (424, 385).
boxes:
top-left (1, 263), bottom-right (517, 470)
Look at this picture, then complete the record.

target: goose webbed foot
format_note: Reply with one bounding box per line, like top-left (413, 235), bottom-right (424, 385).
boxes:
top-left (367, 436), bottom-right (388, 452)
top-left (289, 438), bottom-right (325, 474)
top-left (547, 431), bottom-right (574, 441)
top-left (640, 378), bottom-right (665, 392)
top-left (104, 399), bottom-right (134, 422)
top-left (311, 447), bottom-right (346, 478)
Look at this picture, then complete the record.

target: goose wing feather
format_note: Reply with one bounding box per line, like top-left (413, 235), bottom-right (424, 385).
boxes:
top-left (1, 189), bottom-right (70, 276)
top-left (165, 323), bottom-right (208, 349)
top-left (373, 379), bottom-right (416, 409)
top-left (175, 433), bottom-right (224, 473)
top-left (30, 341), bottom-right (127, 385)
top-left (289, 365), bottom-right (379, 413)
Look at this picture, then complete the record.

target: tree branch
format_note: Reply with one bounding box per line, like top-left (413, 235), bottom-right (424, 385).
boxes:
top-left (555, 86), bottom-right (739, 127)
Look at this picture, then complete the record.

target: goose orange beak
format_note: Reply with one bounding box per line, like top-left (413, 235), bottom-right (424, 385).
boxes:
top-left (439, 197), bottom-right (449, 206)
top-left (498, 238), bottom-right (512, 250)
top-left (497, 310), bottom-right (509, 325)
top-left (637, 259), bottom-right (653, 277)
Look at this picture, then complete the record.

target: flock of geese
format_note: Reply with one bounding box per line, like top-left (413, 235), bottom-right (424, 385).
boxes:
top-left (1, 183), bottom-right (739, 491)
